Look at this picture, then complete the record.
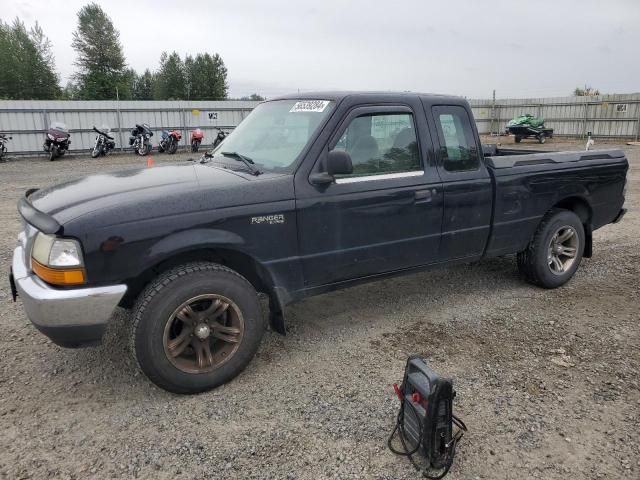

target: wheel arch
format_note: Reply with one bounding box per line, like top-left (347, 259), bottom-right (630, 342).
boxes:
top-left (121, 246), bottom-right (285, 331)
top-left (548, 196), bottom-right (593, 257)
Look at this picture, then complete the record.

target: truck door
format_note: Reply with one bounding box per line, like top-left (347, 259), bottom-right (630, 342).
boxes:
top-left (426, 103), bottom-right (492, 260)
top-left (295, 102), bottom-right (443, 288)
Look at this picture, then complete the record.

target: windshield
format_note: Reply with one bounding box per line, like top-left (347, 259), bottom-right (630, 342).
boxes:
top-left (50, 121), bottom-right (68, 132)
top-left (212, 99), bottom-right (335, 172)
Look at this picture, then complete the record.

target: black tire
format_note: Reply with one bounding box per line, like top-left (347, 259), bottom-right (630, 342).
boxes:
top-left (538, 133), bottom-right (546, 144)
top-left (130, 262), bottom-right (265, 394)
top-left (191, 140), bottom-right (200, 153)
top-left (514, 135), bottom-right (522, 143)
top-left (168, 140), bottom-right (178, 154)
top-left (517, 208), bottom-right (585, 289)
top-left (138, 143), bottom-right (151, 156)
top-left (91, 146), bottom-right (101, 158)
top-left (49, 146), bottom-right (57, 161)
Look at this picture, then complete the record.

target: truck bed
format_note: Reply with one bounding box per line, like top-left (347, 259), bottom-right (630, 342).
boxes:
top-left (482, 144), bottom-right (626, 170)
top-left (480, 145), bottom-right (628, 257)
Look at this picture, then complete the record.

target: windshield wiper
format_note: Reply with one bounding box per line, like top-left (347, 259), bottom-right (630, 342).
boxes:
top-left (220, 151), bottom-right (262, 175)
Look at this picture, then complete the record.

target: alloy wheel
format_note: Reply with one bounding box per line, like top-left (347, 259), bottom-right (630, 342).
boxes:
top-left (547, 225), bottom-right (578, 275)
top-left (162, 294), bottom-right (244, 374)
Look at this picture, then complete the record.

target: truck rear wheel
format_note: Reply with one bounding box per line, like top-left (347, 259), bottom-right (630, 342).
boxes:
top-left (517, 209), bottom-right (585, 288)
top-left (130, 262), bottom-right (265, 394)
top-left (514, 135), bottom-right (522, 143)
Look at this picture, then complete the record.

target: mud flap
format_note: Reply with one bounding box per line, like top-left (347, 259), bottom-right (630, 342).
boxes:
top-left (269, 287), bottom-right (290, 335)
top-left (584, 224), bottom-right (593, 258)
top-left (269, 309), bottom-right (286, 335)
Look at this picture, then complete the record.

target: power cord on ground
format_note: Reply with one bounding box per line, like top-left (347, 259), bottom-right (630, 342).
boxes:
top-left (388, 396), bottom-right (467, 479)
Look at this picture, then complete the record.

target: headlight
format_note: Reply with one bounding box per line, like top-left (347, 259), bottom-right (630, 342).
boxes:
top-left (31, 233), bottom-right (86, 285)
top-left (47, 133), bottom-right (54, 140)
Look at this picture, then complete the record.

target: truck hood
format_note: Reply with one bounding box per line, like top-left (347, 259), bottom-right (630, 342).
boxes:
top-left (27, 163), bottom-right (273, 227)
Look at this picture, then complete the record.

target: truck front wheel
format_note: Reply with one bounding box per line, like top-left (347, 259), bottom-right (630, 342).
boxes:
top-left (130, 262), bottom-right (265, 394)
top-left (517, 209), bottom-right (585, 288)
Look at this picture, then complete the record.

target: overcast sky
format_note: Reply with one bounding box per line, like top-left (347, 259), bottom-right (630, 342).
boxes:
top-left (4, 0), bottom-right (639, 99)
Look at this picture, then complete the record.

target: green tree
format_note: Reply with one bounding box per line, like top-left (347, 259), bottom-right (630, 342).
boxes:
top-left (133, 69), bottom-right (155, 100)
top-left (183, 53), bottom-right (228, 100)
top-left (573, 85), bottom-right (600, 96)
top-left (208, 53), bottom-right (228, 100)
top-left (71, 3), bottom-right (128, 99)
top-left (184, 54), bottom-right (195, 99)
top-left (30, 22), bottom-right (54, 63)
top-left (0, 19), bottom-right (60, 99)
top-left (155, 51), bottom-right (186, 100)
top-left (61, 81), bottom-right (80, 100)
top-left (118, 68), bottom-right (138, 100)
top-left (241, 93), bottom-right (265, 101)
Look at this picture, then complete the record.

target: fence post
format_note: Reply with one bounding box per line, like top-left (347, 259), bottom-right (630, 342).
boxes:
top-left (182, 107), bottom-right (188, 152)
top-left (489, 90), bottom-right (496, 136)
top-left (42, 109), bottom-right (49, 132)
top-left (635, 102), bottom-right (640, 141)
top-left (582, 101), bottom-right (589, 139)
top-left (115, 102), bottom-right (124, 152)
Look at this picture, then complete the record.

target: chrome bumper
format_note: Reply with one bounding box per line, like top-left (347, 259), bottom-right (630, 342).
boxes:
top-left (11, 245), bottom-right (127, 347)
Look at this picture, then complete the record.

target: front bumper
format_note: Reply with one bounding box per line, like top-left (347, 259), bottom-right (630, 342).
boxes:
top-left (11, 245), bottom-right (127, 348)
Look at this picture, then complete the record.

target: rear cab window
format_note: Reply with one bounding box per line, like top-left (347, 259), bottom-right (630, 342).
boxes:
top-left (432, 105), bottom-right (480, 172)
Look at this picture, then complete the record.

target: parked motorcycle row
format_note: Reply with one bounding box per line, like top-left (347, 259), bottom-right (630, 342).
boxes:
top-left (43, 122), bottom-right (71, 161)
top-left (0, 124), bottom-right (229, 161)
top-left (92, 126), bottom-right (116, 158)
top-left (0, 132), bottom-right (11, 161)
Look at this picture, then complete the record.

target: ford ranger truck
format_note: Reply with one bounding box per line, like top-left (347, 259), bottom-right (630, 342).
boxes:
top-left (10, 92), bottom-right (628, 393)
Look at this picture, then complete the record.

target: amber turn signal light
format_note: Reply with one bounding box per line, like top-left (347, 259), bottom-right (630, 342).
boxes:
top-left (31, 259), bottom-right (86, 286)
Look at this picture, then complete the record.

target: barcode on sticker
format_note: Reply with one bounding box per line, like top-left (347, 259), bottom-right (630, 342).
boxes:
top-left (290, 100), bottom-right (330, 113)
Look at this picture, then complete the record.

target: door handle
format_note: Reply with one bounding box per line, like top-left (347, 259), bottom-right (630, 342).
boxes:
top-left (414, 189), bottom-right (433, 203)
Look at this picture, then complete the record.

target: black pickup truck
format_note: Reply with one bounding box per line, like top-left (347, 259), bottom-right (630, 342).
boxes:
top-left (10, 92), bottom-right (628, 393)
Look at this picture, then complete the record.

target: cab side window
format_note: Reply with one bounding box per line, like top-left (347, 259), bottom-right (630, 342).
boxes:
top-left (433, 106), bottom-right (479, 172)
top-left (332, 113), bottom-right (421, 177)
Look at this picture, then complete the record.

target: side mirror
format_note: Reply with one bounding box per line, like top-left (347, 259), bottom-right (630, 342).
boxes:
top-left (309, 150), bottom-right (353, 186)
top-left (326, 150), bottom-right (353, 176)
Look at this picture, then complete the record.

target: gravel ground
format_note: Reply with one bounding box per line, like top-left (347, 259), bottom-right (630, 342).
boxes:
top-left (0, 140), bottom-right (638, 479)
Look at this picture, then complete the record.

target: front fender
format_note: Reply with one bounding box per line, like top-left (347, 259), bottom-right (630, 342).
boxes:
top-left (146, 228), bottom-right (246, 265)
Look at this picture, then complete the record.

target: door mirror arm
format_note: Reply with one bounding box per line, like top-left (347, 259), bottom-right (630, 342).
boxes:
top-left (309, 172), bottom-right (335, 185)
top-left (309, 150), bottom-right (353, 186)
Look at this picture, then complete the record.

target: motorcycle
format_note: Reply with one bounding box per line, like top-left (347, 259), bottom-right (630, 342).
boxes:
top-left (91, 126), bottom-right (116, 158)
top-left (129, 123), bottom-right (153, 156)
top-left (43, 122), bottom-right (71, 161)
top-left (212, 127), bottom-right (227, 148)
top-left (190, 128), bottom-right (204, 152)
top-left (158, 130), bottom-right (181, 154)
top-left (0, 133), bottom-right (11, 161)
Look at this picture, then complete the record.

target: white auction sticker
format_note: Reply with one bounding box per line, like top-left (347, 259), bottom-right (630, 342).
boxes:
top-left (290, 100), bottom-right (330, 113)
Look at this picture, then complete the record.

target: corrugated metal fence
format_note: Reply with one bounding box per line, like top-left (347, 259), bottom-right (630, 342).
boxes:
top-left (0, 100), bottom-right (259, 155)
top-left (469, 93), bottom-right (640, 139)
top-left (1, 94), bottom-right (639, 155)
